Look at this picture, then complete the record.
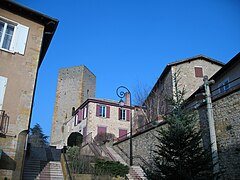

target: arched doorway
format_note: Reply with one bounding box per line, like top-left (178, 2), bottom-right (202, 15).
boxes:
top-left (67, 132), bottom-right (83, 147)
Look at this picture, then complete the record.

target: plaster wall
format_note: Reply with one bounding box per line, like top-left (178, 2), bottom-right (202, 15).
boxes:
top-left (0, 8), bottom-right (44, 179)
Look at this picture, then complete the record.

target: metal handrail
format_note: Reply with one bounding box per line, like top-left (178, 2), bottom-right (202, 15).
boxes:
top-left (211, 76), bottom-right (240, 94)
top-left (82, 132), bottom-right (103, 156)
top-left (62, 149), bottom-right (73, 180)
top-left (101, 145), bottom-right (116, 161)
top-left (91, 139), bottom-right (103, 156)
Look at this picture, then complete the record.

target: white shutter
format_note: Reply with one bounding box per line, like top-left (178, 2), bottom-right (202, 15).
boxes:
top-left (14, 24), bottom-right (29, 55)
top-left (0, 76), bottom-right (7, 110)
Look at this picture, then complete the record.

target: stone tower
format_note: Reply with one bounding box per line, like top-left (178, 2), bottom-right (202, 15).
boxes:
top-left (50, 65), bottom-right (96, 147)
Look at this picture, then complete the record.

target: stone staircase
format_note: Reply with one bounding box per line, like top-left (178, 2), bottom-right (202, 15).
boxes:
top-left (105, 146), bottom-right (147, 179)
top-left (36, 161), bottom-right (64, 180)
top-left (22, 160), bottom-right (46, 180)
top-left (128, 166), bottom-right (147, 180)
top-left (22, 146), bottom-right (64, 180)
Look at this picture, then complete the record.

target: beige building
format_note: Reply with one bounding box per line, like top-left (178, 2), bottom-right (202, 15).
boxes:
top-left (51, 66), bottom-right (96, 147)
top-left (0, 1), bottom-right (58, 179)
top-left (144, 55), bottom-right (224, 122)
top-left (63, 98), bottom-right (133, 148)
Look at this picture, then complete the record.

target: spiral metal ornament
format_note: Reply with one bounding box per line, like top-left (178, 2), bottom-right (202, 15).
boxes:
top-left (116, 86), bottom-right (130, 99)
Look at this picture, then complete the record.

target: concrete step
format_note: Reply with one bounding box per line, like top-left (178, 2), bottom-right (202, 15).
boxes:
top-left (128, 166), bottom-right (147, 180)
top-left (36, 161), bottom-right (64, 179)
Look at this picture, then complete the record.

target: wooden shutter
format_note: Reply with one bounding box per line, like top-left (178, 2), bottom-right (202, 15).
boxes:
top-left (13, 24), bottom-right (29, 55)
top-left (194, 67), bottom-right (203, 77)
top-left (96, 104), bottom-right (100, 116)
top-left (106, 106), bottom-right (110, 118)
top-left (0, 76), bottom-right (7, 110)
top-left (119, 129), bottom-right (128, 140)
top-left (97, 126), bottom-right (107, 135)
top-left (78, 109), bottom-right (83, 123)
top-left (118, 108), bottom-right (121, 120)
top-left (126, 110), bottom-right (130, 121)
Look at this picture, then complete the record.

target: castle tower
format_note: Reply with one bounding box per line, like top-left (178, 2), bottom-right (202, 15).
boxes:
top-left (50, 65), bottom-right (96, 147)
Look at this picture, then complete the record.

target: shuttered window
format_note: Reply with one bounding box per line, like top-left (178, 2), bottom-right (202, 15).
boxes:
top-left (0, 17), bottom-right (29, 55)
top-left (119, 108), bottom-right (130, 121)
top-left (96, 104), bottom-right (110, 118)
top-left (194, 67), bottom-right (203, 78)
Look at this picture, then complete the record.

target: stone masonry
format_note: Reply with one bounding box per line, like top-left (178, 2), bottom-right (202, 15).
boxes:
top-left (113, 89), bottom-right (240, 179)
top-left (50, 66), bottom-right (96, 147)
top-left (199, 89), bottom-right (240, 179)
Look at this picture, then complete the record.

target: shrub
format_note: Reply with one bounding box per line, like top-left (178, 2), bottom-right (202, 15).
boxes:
top-left (94, 160), bottom-right (129, 177)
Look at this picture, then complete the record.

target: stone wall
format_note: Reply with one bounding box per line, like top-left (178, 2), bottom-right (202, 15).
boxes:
top-left (113, 89), bottom-right (240, 179)
top-left (112, 124), bottom-right (163, 167)
top-left (51, 66), bottom-right (96, 147)
top-left (172, 59), bottom-right (222, 99)
top-left (198, 89), bottom-right (240, 179)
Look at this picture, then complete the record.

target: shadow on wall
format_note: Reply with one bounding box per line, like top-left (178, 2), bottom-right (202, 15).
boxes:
top-left (0, 151), bottom-right (16, 170)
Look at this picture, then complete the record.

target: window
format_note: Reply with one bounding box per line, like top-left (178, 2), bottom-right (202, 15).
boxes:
top-left (0, 21), bottom-right (14, 50)
top-left (100, 105), bottom-right (106, 117)
top-left (194, 67), bottom-right (203, 78)
top-left (96, 104), bottom-right (110, 118)
top-left (0, 17), bottom-right (29, 55)
top-left (218, 79), bottom-right (230, 93)
top-left (83, 106), bottom-right (88, 119)
top-left (120, 108), bottom-right (126, 120)
top-left (74, 114), bottom-right (78, 126)
top-left (119, 108), bottom-right (130, 121)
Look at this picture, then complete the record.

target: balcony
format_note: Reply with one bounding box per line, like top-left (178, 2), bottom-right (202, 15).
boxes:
top-left (0, 110), bottom-right (9, 137)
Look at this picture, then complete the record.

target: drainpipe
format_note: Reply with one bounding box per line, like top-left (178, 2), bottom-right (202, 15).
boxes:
top-left (203, 75), bottom-right (220, 179)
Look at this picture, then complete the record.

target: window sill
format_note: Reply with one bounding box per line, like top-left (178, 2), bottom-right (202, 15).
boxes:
top-left (0, 48), bottom-right (15, 54)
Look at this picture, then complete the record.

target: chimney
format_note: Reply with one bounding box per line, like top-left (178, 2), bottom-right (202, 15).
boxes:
top-left (125, 92), bottom-right (131, 106)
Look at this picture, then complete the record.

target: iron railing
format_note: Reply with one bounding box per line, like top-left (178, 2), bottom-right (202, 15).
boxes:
top-left (82, 132), bottom-right (103, 156)
top-left (0, 110), bottom-right (9, 135)
top-left (211, 76), bottom-right (240, 98)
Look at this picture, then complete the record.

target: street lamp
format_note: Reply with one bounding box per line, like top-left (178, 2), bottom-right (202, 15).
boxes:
top-left (116, 86), bottom-right (133, 166)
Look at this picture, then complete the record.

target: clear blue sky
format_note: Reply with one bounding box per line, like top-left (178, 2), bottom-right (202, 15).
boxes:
top-left (16, 0), bottom-right (240, 139)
